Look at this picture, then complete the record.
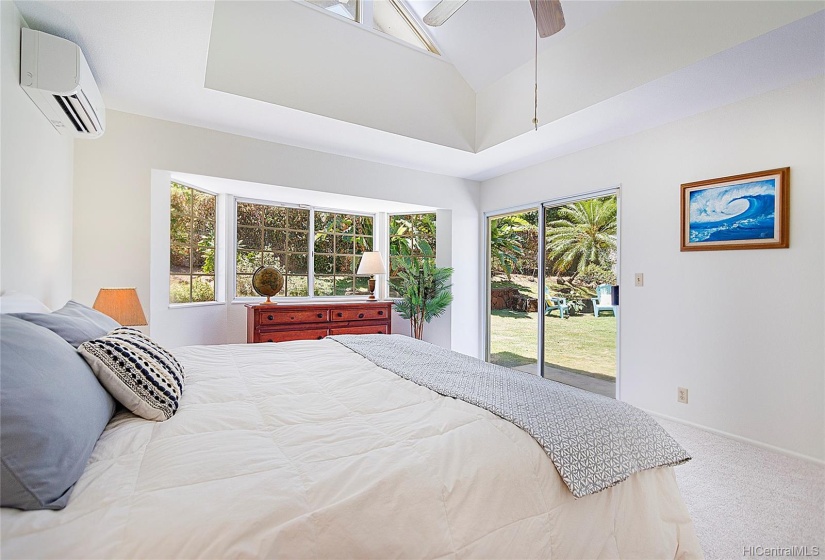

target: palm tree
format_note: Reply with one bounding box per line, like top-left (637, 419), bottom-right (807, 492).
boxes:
top-left (545, 196), bottom-right (617, 282)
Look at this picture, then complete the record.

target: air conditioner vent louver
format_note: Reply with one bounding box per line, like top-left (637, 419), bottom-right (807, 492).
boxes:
top-left (20, 28), bottom-right (105, 139)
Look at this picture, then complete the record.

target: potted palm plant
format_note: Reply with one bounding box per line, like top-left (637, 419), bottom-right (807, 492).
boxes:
top-left (393, 257), bottom-right (453, 340)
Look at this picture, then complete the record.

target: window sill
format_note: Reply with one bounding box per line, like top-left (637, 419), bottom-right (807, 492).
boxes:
top-left (168, 301), bottom-right (225, 310)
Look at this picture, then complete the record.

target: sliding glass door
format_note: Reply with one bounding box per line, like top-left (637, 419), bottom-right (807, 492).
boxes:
top-left (486, 191), bottom-right (619, 398)
top-left (487, 209), bottom-right (539, 372)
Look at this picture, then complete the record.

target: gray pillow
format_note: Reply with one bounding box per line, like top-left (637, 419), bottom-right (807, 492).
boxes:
top-left (11, 300), bottom-right (120, 348)
top-left (0, 315), bottom-right (116, 510)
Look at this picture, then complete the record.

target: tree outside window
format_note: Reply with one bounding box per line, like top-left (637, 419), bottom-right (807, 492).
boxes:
top-left (388, 213), bottom-right (436, 297)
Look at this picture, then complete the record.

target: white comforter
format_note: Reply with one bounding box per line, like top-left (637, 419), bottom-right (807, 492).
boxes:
top-left (1, 340), bottom-right (702, 559)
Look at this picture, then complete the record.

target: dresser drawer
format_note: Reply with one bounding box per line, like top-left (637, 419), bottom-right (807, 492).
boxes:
top-left (329, 325), bottom-right (388, 336)
top-left (258, 329), bottom-right (328, 343)
top-left (331, 307), bottom-right (389, 322)
top-left (260, 309), bottom-right (329, 325)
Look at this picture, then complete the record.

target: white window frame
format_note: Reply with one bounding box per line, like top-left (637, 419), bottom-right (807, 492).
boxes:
top-left (231, 196), bottom-right (378, 303)
top-left (169, 180), bottom-right (220, 307)
top-left (386, 211), bottom-right (438, 297)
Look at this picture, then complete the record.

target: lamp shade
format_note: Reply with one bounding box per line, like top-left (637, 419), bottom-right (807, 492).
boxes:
top-left (356, 252), bottom-right (387, 275)
top-left (93, 288), bottom-right (147, 326)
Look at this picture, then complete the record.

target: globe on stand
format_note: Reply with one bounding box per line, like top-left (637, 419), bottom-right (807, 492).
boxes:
top-left (252, 266), bottom-right (284, 305)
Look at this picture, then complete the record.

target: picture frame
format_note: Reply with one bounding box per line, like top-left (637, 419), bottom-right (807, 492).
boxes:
top-left (680, 167), bottom-right (789, 251)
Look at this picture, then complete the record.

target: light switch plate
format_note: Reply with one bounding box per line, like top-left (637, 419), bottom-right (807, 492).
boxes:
top-left (634, 273), bottom-right (644, 287)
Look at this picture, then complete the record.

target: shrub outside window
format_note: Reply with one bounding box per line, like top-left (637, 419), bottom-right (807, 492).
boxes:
top-left (388, 213), bottom-right (436, 297)
top-left (170, 182), bottom-right (217, 304)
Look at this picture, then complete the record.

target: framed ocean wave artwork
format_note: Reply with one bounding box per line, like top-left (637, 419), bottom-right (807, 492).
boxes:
top-left (680, 167), bottom-right (789, 251)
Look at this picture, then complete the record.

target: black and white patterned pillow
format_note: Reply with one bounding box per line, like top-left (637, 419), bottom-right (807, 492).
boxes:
top-left (79, 328), bottom-right (185, 421)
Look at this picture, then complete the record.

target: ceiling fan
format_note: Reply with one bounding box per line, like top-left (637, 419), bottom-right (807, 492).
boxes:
top-left (423, 0), bottom-right (566, 38)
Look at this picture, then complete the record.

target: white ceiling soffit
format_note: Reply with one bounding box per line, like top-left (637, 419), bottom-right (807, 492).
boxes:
top-left (205, 1), bottom-right (476, 152)
top-left (13, 1), bottom-right (825, 182)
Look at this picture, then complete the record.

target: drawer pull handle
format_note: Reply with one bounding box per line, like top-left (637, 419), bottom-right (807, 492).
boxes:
top-left (378, 310), bottom-right (384, 315)
top-left (267, 315), bottom-right (274, 321)
top-left (337, 312), bottom-right (343, 317)
top-left (290, 316), bottom-right (295, 320)
top-left (358, 313), bottom-right (364, 318)
top-left (317, 313), bottom-right (323, 318)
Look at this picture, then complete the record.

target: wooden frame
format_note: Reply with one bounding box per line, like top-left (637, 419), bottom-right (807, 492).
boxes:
top-left (680, 167), bottom-right (789, 251)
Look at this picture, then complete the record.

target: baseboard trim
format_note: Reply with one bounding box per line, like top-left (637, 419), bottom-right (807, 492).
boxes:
top-left (645, 410), bottom-right (825, 466)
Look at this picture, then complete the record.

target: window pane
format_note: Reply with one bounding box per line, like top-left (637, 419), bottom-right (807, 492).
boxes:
top-left (336, 234), bottom-right (353, 254)
top-left (191, 276), bottom-right (215, 302)
top-left (237, 226), bottom-right (261, 251)
top-left (262, 252), bottom-right (286, 270)
top-left (264, 229), bottom-right (286, 252)
top-left (237, 202), bottom-right (262, 226)
top-left (334, 277), bottom-right (352, 296)
top-left (354, 276), bottom-right (369, 295)
top-left (373, 0), bottom-right (436, 53)
top-left (171, 246), bottom-right (190, 274)
top-left (314, 233), bottom-right (334, 254)
top-left (315, 211), bottom-right (335, 233)
top-left (170, 185), bottom-right (191, 246)
top-left (335, 255), bottom-right (353, 274)
top-left (236, 274), bottom-right (255, 297)
top-left (305, 0), bottom-right (357, 21)
top-left (288, 231), bottom-right (309, 253)
top-left (264, 206), bottom-right (287, 229)
top-left (237, 250), bottom-right (260, 273)
top-left (287, 208), bottom-right (310, 230)
top-left (314, 275), bottom-right (334, 297)
top-left (170, 275), bottom-right (191, 303)
top-left (286, 276), bottom-right (309, 297)
top-left (288, 254), bottom-right (308, 274)
top-left (314, 254), bottom-right (334, 274)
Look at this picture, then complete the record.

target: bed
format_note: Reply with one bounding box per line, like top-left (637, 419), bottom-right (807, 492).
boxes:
top-left (1, 333), bottom-right (702, 559)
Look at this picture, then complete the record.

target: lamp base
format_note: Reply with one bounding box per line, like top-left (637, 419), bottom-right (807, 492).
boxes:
top-left (368, 276), bottom-right (376, 300)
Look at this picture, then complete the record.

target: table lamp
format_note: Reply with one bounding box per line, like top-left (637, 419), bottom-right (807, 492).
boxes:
top-left (93, 287), bottom-right (148, 326)
top-left (356, 252), bottom-right (387, 300)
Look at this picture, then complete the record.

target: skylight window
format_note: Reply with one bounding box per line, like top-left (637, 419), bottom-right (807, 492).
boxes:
top-left (304, 0), bottom-right (438, 55)
top-left (373, 0), bottom-right (439, 54)
top-left (306, 0), bottom-right (359, 22)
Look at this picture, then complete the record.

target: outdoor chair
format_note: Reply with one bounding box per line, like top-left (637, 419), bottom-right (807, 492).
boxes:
top-left (591, 284), bottom-right (618, 317)
top-left (544, 286), bottom-right (569, 319)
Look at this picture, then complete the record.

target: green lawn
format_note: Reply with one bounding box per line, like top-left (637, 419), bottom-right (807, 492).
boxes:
top-left (489, 310), bottom-right (616, 378)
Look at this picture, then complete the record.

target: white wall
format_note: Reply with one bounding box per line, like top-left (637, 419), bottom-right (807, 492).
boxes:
top-left (0, 1), bottom-right (74, 308)
top-left (481, 78), bottom-right (825, 461)
top-left (74, 110), bottom-right (481, 356)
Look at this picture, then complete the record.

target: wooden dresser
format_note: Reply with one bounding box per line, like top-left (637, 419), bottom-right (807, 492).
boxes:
top-left (246, 301), bottom-right (393, 343)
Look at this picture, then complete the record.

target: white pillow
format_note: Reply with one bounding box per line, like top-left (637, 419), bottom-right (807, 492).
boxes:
top-left (599, 293), bottom-right (612, 306)
top-left (0, 290), bottom-right (51, 314)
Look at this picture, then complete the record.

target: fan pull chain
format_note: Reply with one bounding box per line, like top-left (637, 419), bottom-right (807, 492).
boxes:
top-left (533, 13), bottom-right (539, 131)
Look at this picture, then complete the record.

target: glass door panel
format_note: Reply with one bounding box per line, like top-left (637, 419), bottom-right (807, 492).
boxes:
top-left (487, 209), bottom-right (539, 373)
top-left (542, 194), bottom-right (618, 397)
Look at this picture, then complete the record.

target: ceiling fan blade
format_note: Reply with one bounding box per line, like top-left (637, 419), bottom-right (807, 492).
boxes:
top-left (530, 0), bottom-right (565, 38)
top-left (423, 0), bottom-right (468, 26)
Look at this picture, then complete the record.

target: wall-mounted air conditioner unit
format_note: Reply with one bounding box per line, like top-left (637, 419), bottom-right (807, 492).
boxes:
top-left (20, 28), bottom-right (105, 138)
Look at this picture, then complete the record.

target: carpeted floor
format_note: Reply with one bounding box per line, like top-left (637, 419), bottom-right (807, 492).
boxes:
top-left (656, 418), bottom-right (825, 559)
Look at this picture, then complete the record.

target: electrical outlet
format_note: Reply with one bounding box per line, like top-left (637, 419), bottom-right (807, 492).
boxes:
top-left (677, 387), bottom-right (688, 404)
top-left (634, 273), bottom-right (644, 287)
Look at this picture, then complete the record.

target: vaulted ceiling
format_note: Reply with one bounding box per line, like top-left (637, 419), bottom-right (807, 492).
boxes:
top-left (14, 1), bottom-right (825, 180)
